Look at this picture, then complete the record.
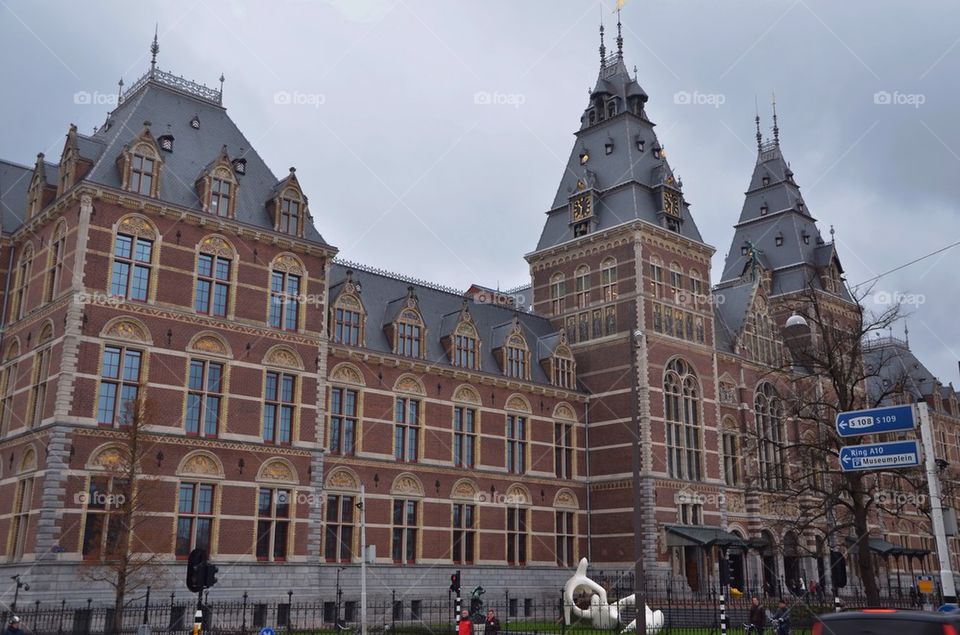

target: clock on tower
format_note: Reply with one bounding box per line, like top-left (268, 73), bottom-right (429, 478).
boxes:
top-left (570, 194), bottom-right (593, 222)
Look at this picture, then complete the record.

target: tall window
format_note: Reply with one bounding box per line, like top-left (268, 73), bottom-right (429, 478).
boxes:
top-left (330, 387), bottom-right (358, 455)
top-left (550, 274), bottom-right (566, 315)
top-left (175, 482), bottom-right (215, 557)
top-left (26, 346), bottom-right (52, 428)
top-left (506, 507), bottom-right (528, 566)
top-left (186, 360), bottom-right (223, 437)
top-left (669, 263), bottom-right (684, 298)
top-left (46, 226), bottom-right (65, 303)
top-left (394, 397), bottom-right (419, 462)
top-left (255, 488), bottom-right (290, 561)
top-left (263, 371), bottom-right (296, 444)
top-left (663, 358), bottom-right (702, 480)
top-left (96, 346), bottom-right (142, 426)
top-left (553, 350), bottom-right (575, 390)
top-left (650, 256), bottom-right (664, 299)
top-left (129, 154), bottom-right (155, 195)
top-left (575, 266), bottom-right (590, 308)
top-left (452, 503), bottom-right (475, 564)
top-left (279, 196), bottom-right (301, 234)
top-left (81, 475), bottom-right (128, 559)
top-left (111, 233), bottom-right (153, 301)
top-left (391, 499), bottom-right (418, 564)
top-left (756, 383), bottom-right (786, 490)
top-left (333, 297), bottom-right (363, 345)
top-left (600, 258), bottom-right (618, 301)
top-left (556, 511), bottom-right (575, 566)
top-left (453, 407), bottom-right (476, 468)
top-left (454, 324), bottom-right (479, 369)
top-left (0, 347), bottom-right (19, 436)
top-left (723, 432), bottom-right (741, 485)
top-left (11, 248), bottom-right (32, 321)
top-left (195, 253), bottom-right (231, 317)
top-left (395, 311), bottom-right (423, 357)
top-left (506, 415), bottom-right (527, 474)
top-left (325, 494), bottom-right (355, 563)
top-left (209, 177), bottom-right (231, 216)
top-left (555, 422), bottom-right (573, 478)
top-left (10, 477), bottom-right (34, 559)
top-left (689, 269), bottom-right (704, 304)
top-left (269, 270), bottom-right (301, 330)
top-left (505, 336), bottom-right (528, 379)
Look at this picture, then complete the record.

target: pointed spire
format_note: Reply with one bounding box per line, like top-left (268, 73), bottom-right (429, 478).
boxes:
top-left (771, 91), bottom-right (780, 144)
top-left (218, 73), bottom-right (225, 105)
top-left (117, 77), bottom-right (124, 105)
top-left (149, 24), bottom-right (160, 78)
top-left (616, 7), bottom-right (624, 58)
top-left (599, 20), bottom-right (606, 66)
top-left (754, 96), bottom-right (762, 151)
top-left (904, 320), bottom-right (910, 347)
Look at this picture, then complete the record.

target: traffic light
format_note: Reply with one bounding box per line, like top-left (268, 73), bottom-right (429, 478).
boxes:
top-left (830, 550), bottom-right (847, 589)
top-left (202, 561), bottom-right (219, 589)
top-left (449, 570), bottom-right (461, 594)
top-left (186, 548), bottom-right (206, 593)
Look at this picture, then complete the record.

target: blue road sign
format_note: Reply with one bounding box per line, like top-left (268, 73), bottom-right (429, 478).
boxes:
top-left (839, 439), bottom-right (921, 472)
top-left (260, 628), bottom-right (275, 635)
top-left (835, 404), bottom-right (915, 438)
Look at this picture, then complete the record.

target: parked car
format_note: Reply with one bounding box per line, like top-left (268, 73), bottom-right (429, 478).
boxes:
top-left (814, 608), bottom-right (960, 634)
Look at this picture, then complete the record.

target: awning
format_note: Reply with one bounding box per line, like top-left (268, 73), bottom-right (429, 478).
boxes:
top-left (890, 546), bottom-right (931, 558)
top-left (665, 525), bottom-right (747, 549)
top-left (844, 536), bottom-right (901, 555)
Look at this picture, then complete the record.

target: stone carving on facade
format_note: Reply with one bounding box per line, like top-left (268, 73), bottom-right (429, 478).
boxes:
top-left (554, 402), bottom-right (576, 421)
top-left (118, 215), bottom-right (157, 240)
top-left (190, 335), bottom-right (228, 356)
top-left (90, 447), bottom-right (127, 471)
top-left (199, 235), bottom-right (234, 257)
top-left (562, 558), bottom-right (664, 632)
top-left (451, 479), bottom-right (479, 500)
top-left (326, 468), bottom-right (359, 491)
top-left (331, 364), bottom-right (365, 386)
top-left (103, 319), bottom-right (150, 343)
top-left (272, 254), bottom-right (304, 276)
top-left (391, 474), bottom-right (424, 496)
top-left (260, 459), bottom-right (296, 483)
top-left (181, 453), bottom-right (221, 477)
top-left (395, 375), bottom-right (425, 395)
top-left (505, 485), bottom-right (531, 505)
top-left (554, 489), bottom-right (578, 509)
top-left (506, 394), bottom-right (531, 413)
top-left (453, 385), bottom-right (481, 404)
top-left (265, 346), bottom-right (303, 370)
top-left (19, 448), bottom-right (37, 473)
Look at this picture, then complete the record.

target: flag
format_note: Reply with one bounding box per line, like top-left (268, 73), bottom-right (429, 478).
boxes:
top-left (615, 0), bottom-right (625, 10)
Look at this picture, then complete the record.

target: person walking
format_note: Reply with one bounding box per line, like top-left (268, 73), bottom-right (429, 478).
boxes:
top-left (3, 616), bottom-right (21, 635)
top-left (483, 609), bottom-right (500, 635)
top-left (748, 596), bottom-right (766, 632)
top-left (458, 609), bottom-right (472, 635)
top-left (772, 599), bottom-right (791, 635)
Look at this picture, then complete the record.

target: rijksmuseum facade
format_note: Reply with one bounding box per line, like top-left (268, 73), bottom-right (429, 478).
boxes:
top-left (1, 33), bottom-right (959, 604)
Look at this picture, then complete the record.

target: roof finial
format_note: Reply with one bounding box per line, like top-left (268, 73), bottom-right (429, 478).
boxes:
top-left (615, 1), bottom-right (624, 59)
top-left (117, 77), bottom-right (124, 105)
top-left (599, 17), bottom-right (606, 66)
top-left (904, 320), bottom-right (910, 347)
top-left (754, 96), bottom-right (762, 150)
top-left (218, 73), bottom-right (225, 105)
top-left (771, 91), bottom-right (780, 144)
top-left (830, 224), bottom-right (835, 243)
top-left (149, 24), bottom-right (160, 77)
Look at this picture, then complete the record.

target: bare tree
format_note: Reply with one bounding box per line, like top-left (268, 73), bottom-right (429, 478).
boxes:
top-left (753, 284), bottom-right (919, 605)
top-left (80, 389), bottom-right (166, 633)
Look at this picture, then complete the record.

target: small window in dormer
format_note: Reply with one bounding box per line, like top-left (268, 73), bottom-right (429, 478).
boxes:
top-left (130, 154), bottom-right (156, 196)
top-left (606, 101), bottom-right (617, 118)
top-left (605, 139), bottom-right (614, 155)
top-left (209, 177), bottom-right (232, 217)
top-left (652, 145), bottom-right (662, 159)
top-left (232, 158), bottom-right (247, 175)
top-left (741, 245), bottom-right (749, 256)
top-left (636, 137), bottom-right (645, 152)
top-left (588, 111), bottom-right (596, 125)
top-left (279, 196), bottom-right (301, 234)
top-left (802, 232), bottom-right (810, 245)
top-left (760, 204), bottom-right (768, 216)
top-left (579, 152), bottom-right (589, 165)
top-left (761, 175), bottom-right (770, 186)
top-left (158, 135), bottom-right (174, 152)
top-left (775, 233), bottom-right (784, 247)
top-left (797, 202), bottom-right (804, 212)
top-left (190, 115), bottom-right (200, 130)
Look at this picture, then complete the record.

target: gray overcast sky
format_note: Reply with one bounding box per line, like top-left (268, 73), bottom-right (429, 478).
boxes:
top-left (2, 0), bottom-right (958, 386)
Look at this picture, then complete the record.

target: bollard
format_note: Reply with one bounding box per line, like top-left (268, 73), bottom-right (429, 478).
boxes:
top-left (193, 607), bottom-right (203, 635)
top-left (834, 596), bottom-right (841, 613)
top-left (719, 594), bottom-right (727, 635)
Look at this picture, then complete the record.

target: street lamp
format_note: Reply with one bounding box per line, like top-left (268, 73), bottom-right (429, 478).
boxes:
top-left (629, 328), bottom-right (647, 635)
top-left (10, 575), bottom-right (29, 612)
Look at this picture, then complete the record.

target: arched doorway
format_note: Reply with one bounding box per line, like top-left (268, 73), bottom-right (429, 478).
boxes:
top-left (814, 535), bottom-right (827, 598)
top-left (783, 532), bottom-right (802, 596)
top-left (760, 530), bottom-right (778, 598)
top-left (729, 530), bottom-right (747, 592)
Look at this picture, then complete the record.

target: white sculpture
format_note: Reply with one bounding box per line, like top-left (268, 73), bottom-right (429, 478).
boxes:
top-left (562, 558), bottom-right (665, 633)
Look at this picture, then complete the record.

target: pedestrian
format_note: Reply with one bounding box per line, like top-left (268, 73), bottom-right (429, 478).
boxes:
top-left (458, 609), bottom-right (472, 635)
top-left (773, 599), bottom-right (791, 635)
top-left (748, 596), bottom-right (766, 632)
top-left (484, 609), bottom-right (500, 635)
top-left (3, 616), bottom-right (21, 635)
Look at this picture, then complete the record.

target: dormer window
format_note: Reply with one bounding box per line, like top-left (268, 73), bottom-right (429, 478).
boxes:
top-left (775, 233), bottom-right (784, 247)
top-left (395, 309), bottom-right (424, 358)
top-left (280, 196), bottom-right (301, 234)
top-left (158, 135), bottom-right (174, 152)
top-left (130, 154), bottom-right (156, 196)
top-left (332, 278), bottom-right (365, 347)
top-left (760, 204), bottom-right (768, 216)
top-left (797, 202), bottom-right (804, 212)
top-left (551, 341), bottom-right (576, 390)
top-left (190, 115), bottom-right (200, 130)
top-left (453, 321), bottom-right (480, 370)
top-left (606, 101), bottom-right (617, 118)
top-left (579, 152), bottom-right (589, 165)
top-left (652, 145), bottom-right (662, 159)
top-left (209, 177), bottom-right (232, 217)
top-left (802, 232), bottom-right (810, 245)
top-left (605, 139), bottom-right (614, 155)
top-left (232, 158), bottom-right (247, 175)
top-left (761, 176), bottom-right (770, 186)
top-left (504, 334), bottom-right (529, 380)
top-left (636, 137), bottom-right (645, 152)
top-left (741, 245), bottom-right (749, 256)
top-left (588, 111), bottom-right (596, 126)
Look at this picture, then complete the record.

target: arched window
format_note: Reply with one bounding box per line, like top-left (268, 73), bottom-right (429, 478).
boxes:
top-left (650, 256), bottom-right (663, 299)
top-left (0, 342), bottom-right (20, 437)
top-left (575, 265), bottom-right (590, 309)
top-left (279, 189), bottom-right (303, 235)
top-left (269, 255), bottom-right (305, 331)
top-left (332, 290), bottom-right (365, 347)
top-left (46, 222), bottom-right (66, 303)
top-left (664, 358), bottom-right (702, 480)
top-left (195, 237), bottom-right (235, 318)
top-left (552, 342), bottom-right (576, 390)
top-left (453, 321), bottom-right (480, 370)
top-left (689, 268), bottom-right (703, 306)
top-left (755, 383), bottom-right (786, 490)
top-left (505, 334), bottom-right (529, 380)
top-left (110, 217), bottom-right (156, 302)
top-left (550, 273), bottom-right (566, 315)
top-left (721, 417), bottom-right (740, 486)
top-left (26, 324), bottom-right (53, 429)
top-left (395, 309), bottom-right (424, 358)
top-left (601, 258), bottom-right (618, 301)
top-left (128, 146), bottom-right (159, 196)
top-left (669, 262), bottom-right (684, 297)
top-left (10, 244), bottom-right (33, 321)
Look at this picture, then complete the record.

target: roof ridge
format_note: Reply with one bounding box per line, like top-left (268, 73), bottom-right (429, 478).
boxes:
top-left (334, 258), bottom-right (464, 297)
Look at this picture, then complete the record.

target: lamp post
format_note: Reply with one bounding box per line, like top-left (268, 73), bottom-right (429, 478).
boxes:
top-left (10, 575), bottom-right (29, 612)
top-left (630, 328), bottom-right (647, 635)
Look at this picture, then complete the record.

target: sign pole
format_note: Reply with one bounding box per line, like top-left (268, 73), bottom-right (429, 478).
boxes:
top-left (917, 403), bottom-right (957, 602)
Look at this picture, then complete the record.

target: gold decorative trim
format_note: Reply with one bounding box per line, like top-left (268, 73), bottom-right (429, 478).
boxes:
top-left (177, 451), bottom-right (224, 478)
top-left (394, 373), bottom-right (425, 396)
top-left (554, 488), bottom-right (579, 509)
top-left (263, 345), bottom-right (305, 370)
top-left (452, 384), bottom-right (481, 405)
top-left (325, 466), bottom-right (360, 491)
top-left (257, 458), bottom-right (298, 484)
top-left (505, 393), bottom-right (531, 413)
top-left (101, 316), bottom-right (152, 344)
top-left (553, 402), bottom-right (577, 421)
top-left (187, 332), bottom-right (231, 357)
top-left (390, 472), bottom-right (424, 497)
top-left (330, 362), bottom-right (365, 387)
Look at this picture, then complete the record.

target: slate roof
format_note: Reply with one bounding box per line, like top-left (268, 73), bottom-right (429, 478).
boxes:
top-left (712, 280), bottom-right (757, 353)
top-left (864, 336), bottom-right (953, 402)
top-left (719, 140), bottom-right (851, 301)
top-left (533, 57), bottom-right (704, 254)
top-left (1, 66), bottom-right (327, 245)
top-left (0, 159), bottom-right (34, 233)
top-left (328, 262), bottom-right (568, 387)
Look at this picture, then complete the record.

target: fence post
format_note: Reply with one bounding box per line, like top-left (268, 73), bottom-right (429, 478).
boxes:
top-left (241, 592), bottom-right (248, 634)
top-left (666, 584), bottom-right (672, 632)
top-left (58, 598), bottom-right (65, 635)
top-left (834, 595), bottom-right (841, 613)
top-left (143, 586), bottom-right (151, 626)
top-left (392, 589), bottom-right (396, 634)
top-left (287, 590), bottom-right (293, 632)
top-left (719, 591), bottom-right (727, 635)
